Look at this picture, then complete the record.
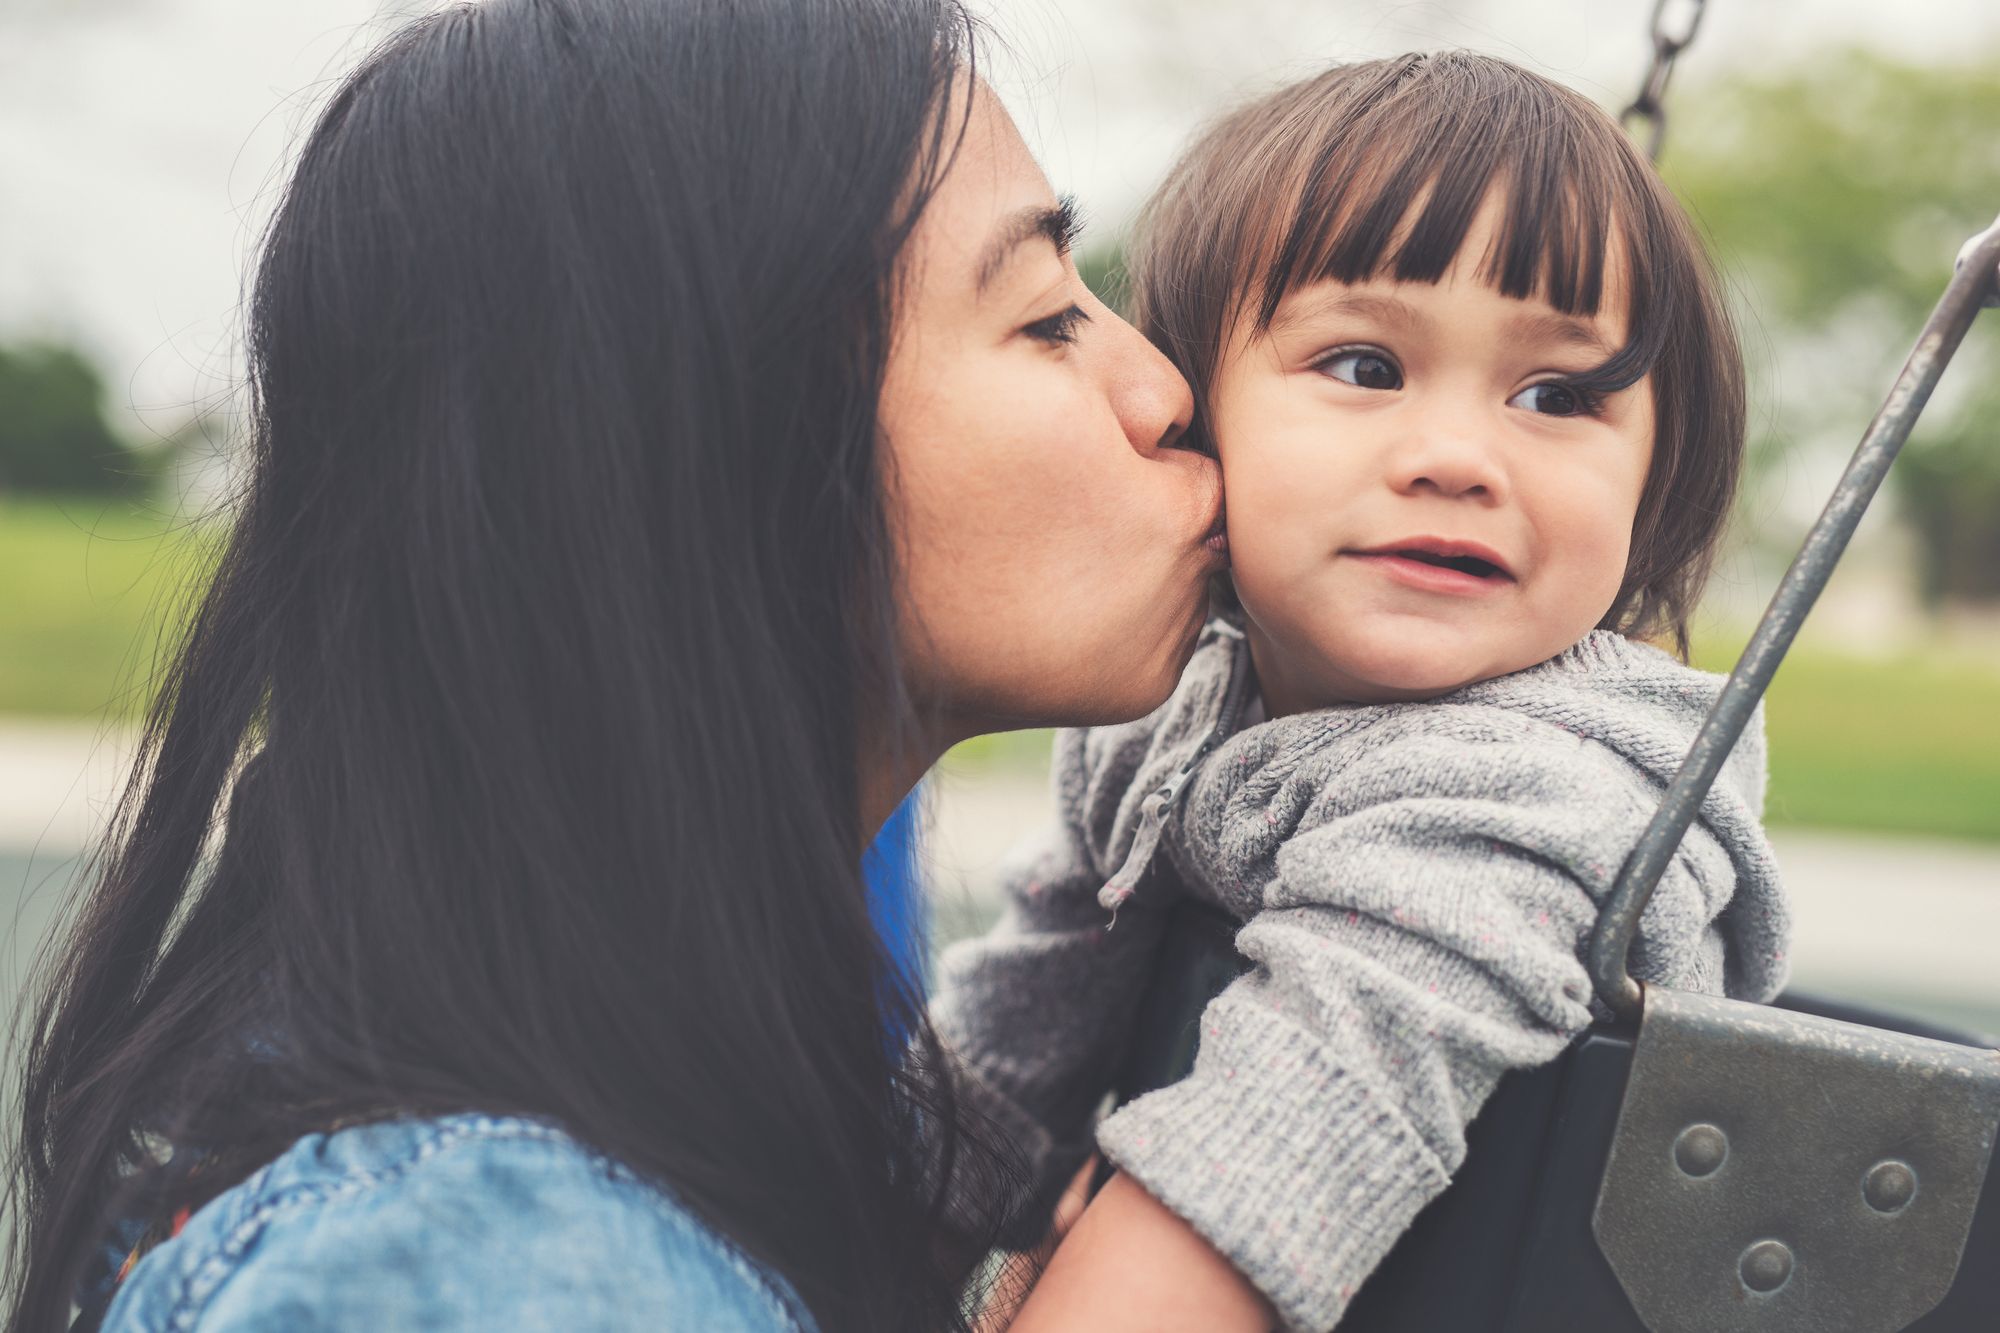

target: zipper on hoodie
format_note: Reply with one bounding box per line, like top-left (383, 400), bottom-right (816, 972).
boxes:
top-left (1101, 623), bottom-right (1257, 922)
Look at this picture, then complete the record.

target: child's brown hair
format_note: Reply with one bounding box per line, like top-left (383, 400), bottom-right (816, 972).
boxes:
top-left (1129, 51), bottom-right (1744, 657)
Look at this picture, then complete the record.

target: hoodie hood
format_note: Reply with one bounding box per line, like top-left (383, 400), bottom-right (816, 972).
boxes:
top-left (1077, 619), bottom-right (1789, 1005)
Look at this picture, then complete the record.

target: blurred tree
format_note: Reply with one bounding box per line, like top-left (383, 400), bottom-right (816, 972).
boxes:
top-left (0, 342), bottom-right (160, 495)
top-left (1664, 50), bottom-right (2000, 605)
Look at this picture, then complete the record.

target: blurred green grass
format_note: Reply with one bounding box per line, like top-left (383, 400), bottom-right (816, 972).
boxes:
top-left (1690, 637), bottom-right (2000, 843)
top-left (0, 495), bottom-right (215, 721)
top-left (8, 495), bottom-right (2000, 842)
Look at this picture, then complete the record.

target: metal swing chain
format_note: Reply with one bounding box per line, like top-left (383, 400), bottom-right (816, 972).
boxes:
top-left (1621, 0), bottom-right (1709, 161)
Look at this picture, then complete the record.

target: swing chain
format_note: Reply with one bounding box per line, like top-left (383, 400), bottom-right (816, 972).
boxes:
top-left (1621, 0), bottom-right (1709, 162)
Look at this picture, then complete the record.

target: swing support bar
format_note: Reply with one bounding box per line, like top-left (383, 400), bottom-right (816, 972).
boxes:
top-left (1588, 213), bottom-right (2000, 1022)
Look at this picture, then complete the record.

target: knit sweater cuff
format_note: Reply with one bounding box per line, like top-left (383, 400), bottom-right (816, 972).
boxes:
top-left (1094, 1015), bottom-right (1452, 1332)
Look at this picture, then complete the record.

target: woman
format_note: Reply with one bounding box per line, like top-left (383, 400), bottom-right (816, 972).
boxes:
top-left (6, 1), bottom-right (1238, 1329)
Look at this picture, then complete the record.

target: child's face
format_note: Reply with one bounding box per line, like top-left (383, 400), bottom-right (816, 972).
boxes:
top-left (1210, 210), bottom-right (1655, 712)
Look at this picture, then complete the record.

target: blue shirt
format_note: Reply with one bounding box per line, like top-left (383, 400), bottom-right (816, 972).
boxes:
top-left (102, 1114), bottom-right (812, 1331)
top-left (99, 815), bottom-right (924, 1331)
top-left (864, 788), bottom-right (929, 995)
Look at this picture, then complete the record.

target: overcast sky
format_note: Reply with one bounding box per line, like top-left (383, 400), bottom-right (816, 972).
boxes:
top-left (1, 0), bottom-right (1994, 437)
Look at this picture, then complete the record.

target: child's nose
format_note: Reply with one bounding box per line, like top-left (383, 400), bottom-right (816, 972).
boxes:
top-left (1385, 415), bottom-right (1507, 502)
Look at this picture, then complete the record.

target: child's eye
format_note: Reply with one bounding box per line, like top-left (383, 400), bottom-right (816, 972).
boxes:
top-left (1508, 381), bottom-right (1602, 417)
top-left (1023, 304), bottom-right (1090, 347)
top-left (1317, 349), bottom-right (1403, 391)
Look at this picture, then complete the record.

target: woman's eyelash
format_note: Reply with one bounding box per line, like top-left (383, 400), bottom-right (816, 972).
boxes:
top-left (1024, 304), bottom-right (1090, 346)
top-left (1051, 195), bottom-right (1085, 254)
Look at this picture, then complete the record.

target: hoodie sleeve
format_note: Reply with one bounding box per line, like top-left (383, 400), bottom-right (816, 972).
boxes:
top-left (932, 727), bottom-right (1172, 1247)
top-left (1093, 720), bottom-right (1764, 1332)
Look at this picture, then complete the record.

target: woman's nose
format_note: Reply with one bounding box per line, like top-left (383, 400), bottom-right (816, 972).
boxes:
top-left (1090, 299), bottom-right (1194, 456)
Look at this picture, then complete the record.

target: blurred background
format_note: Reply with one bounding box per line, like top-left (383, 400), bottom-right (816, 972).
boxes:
top-left (2, 0), bottom-right (1998, 1040)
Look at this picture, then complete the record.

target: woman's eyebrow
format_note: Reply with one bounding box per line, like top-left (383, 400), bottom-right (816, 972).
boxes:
top-left (976, 195), bottom-right (1081, 296)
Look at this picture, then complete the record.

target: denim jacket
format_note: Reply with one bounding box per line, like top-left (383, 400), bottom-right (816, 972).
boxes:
top-left (99, 1114), bottom-right (811, 1331)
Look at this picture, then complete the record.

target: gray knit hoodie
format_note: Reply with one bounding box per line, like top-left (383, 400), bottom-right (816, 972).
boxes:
top-left (934, 618), bottom-right (1790, 1332)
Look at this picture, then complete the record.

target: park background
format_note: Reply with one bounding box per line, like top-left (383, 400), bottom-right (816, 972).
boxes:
top-left (3, 0), bottom-right (1999, 1044)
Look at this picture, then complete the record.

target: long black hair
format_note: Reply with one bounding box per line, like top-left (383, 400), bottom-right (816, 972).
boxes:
top-left (7, 2), bottom-right (1017, 1328)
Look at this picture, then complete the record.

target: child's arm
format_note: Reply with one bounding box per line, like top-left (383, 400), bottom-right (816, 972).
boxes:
top-left (1078, 729), bottom-right (1759, 1331)
top-left (932, 727), bottom-right (1173, 1245)
top-left (1003, 1173), bottom-right (1276, 1333)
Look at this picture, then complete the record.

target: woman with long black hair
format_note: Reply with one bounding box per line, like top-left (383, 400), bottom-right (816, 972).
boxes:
top-left (4, 2), bottom-right (1230, 1329)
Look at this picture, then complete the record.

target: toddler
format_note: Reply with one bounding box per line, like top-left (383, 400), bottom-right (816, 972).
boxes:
top-left (937, 51), bottom-right (1791, 1332)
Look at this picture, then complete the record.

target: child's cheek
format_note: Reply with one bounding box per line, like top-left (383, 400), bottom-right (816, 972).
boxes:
top-left (1544, 478), bottom-right (1643, 641)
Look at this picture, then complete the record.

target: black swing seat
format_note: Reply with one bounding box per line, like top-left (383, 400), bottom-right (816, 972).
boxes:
top-left (1115, 898), bottom-right (2000, 1333)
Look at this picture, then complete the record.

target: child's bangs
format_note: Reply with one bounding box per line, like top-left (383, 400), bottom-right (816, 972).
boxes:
top-left (1250, 54), bottom-right (1673, 392)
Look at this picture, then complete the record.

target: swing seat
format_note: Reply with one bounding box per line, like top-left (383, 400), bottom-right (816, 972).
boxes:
top-left (1116, 898), bottom-right (2000, 1333)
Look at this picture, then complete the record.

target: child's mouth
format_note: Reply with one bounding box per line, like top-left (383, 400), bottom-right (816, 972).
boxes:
top-left (1393, 549), bottom-right (1502, 579)
top-left (1347, 539), bottom-right (1516, 593)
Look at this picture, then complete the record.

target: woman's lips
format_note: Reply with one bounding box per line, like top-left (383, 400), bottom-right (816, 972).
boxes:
top-left (1201, 509), bottom-right (1229, 561)
top-left (1347, 550), bottom-right (1512, 596)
